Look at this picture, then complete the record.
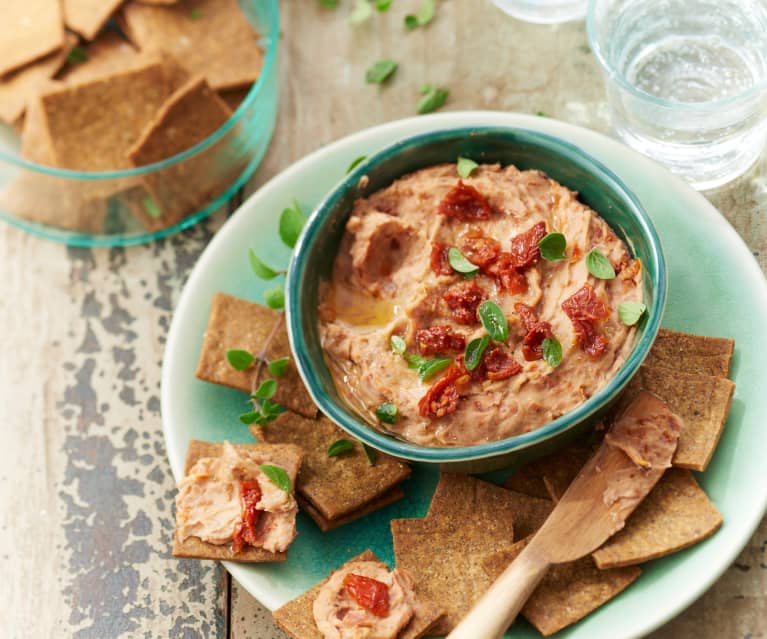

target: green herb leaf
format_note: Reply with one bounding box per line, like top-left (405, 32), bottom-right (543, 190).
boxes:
top-left (390, 335), bottom-right (406, 355)
top-left (366, 59), bottom-right (398, 84)
top-left (319, 0), bottom-right (339, 7)
top-left (264, 286), bottom-right (285, 310)
top-left (536, 110), bottom-right (547, 117)
top-left (457, 157), bottom-right (479, 178)
top-left (347, 155), bottom-right (368, 173)
top-left (362, 443), bottom-right (377, 466)
top-left (418, 357), bottom-right (452, 381)
top-left (67, 46), bottom-right (89, 65)
top-left (259, 464), bottom-right (291, 492)
top-left (402, 352), bottom-right (425, 368)
top-left (404, 0), bottom-right (436, 29)
top-left (239, 411), bottom-right (260, 425)
top-left (538, 232), bottom-right (567, 262)
top-left (267, 357), bottom-right (289, 377)
top-left (417, 86), bottom-right (449, 114)
top-left (190, 7), bottom-right (203, 19)
top-left (542, 337), bottom-right (562, 368)
top-left (142, 196), bottom-right (162, 219)
top-left (375, 402), bottom-right (398, 424)
top-left (586, 249), bottom-right (616, 280)
top-left (327, 439), bottom-right (356, 457)
top-left (226, 349), bottom-right (256, 370)
top-left (376, 0), bottom-right (392, 10)
top-left (448, 247), bottom-right (479, 275)
top-left (248, 249), bottom-right (279, 280)
top-left (479, 300), bottom-right (509, 342)
top-left (618, 301), bottom-right (647, 326)
top-left (420, 84), bottom-right (433, 95)
top-left (253, 379), bottom-right (277, 400)
top-left (464, 335), bottom-right (491, 371)
top-left (349, 0), bottom-right (373, 24)
top-left (279, 200), bottom-right (306, 248)
top-left (261, 399), bottom-right (282, 418)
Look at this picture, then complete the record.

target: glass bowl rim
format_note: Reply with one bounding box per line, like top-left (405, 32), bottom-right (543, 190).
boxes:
top-left (286, 125), bottom-right (668, 464)
top-left (0, 0), bottom-right (279, 180)
top-left (586, 0), bottom-right (767, 111)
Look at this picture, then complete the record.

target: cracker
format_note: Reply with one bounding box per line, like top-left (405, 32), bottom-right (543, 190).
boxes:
top-left (620, 365), bottom-right (735, 471)
top-left (0, 34), bottom-right (75, 125)
top-left (126, 75), bottom-right (232, 230)
top-left (273, 550), bottom-right (443, 639)
top-left (482, 538), bottom-right (641, 637)
top-left (644, 328), bottom-right (735, 378)
top-left (120, 0), bottom-right (265, 91)
top-left (0, 0), bottom-right (65, 77)
top-left (63, 0), bottom-right (125, 41)
top-left (39, 56), bottom-right (189, 173)
top-left (218, 87), bottom-right (251, 112)
top-left (504, 489), bottom-right (554, 539)
top-left (253, 411), bottom-right (410, 524)
top-left (172, 439), bottom-right (303, 563)
top-left (58, 30), bottom-right (140, 84)
top-left (391, 474), bottom-right (518, 634)
top-left (195, 292), bottom-right (318, 419)
top-left (297, 486), bottom-right (405, 533)
top-left (504, 444), bottom-right (592, 502)
top-left (592, 468), bottom-right (722, 569)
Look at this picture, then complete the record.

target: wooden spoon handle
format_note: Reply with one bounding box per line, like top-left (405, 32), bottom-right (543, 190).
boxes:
top-left (446, 542), bottom-right (550, 639)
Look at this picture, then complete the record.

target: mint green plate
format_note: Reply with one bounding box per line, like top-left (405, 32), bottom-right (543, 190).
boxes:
top-left (162, 112), bottom-right (767, 638)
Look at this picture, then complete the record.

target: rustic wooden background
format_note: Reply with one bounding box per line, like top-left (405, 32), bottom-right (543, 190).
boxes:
top-left (1, 2), bottom-right (765, 638)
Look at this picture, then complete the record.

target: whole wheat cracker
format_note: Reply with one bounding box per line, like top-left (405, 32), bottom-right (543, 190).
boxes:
top-left (0, 34), bottom-right (76, 125)
top-left (126, 75), bottom-right (232, 230)
top-left (120, 0), bottom-right (264, 91)
top-left (172, 439), bottom-right (303, 562)
top-left (592, 468), bottom-right (723, 569)
top-left (252, 411), bottom-right (410, 525)
top-left (0, 0), bottom-right (65, 77)
top-left (482, 538), bottom-right (641, 637)
top-left (643, 328), bottom-right (734, 378)
top-left (218, 87), bottom-right (251, 112)
top-left (195, 293), bottom-right (318, 419)
top-left (58, 30), bottom-right (140, 84)
top-left (272, 550), bottom-right (444, 639)
top-left (63, 0), bottom-right (126, 41)
top-left (297, 487), bottom-right (405, 533)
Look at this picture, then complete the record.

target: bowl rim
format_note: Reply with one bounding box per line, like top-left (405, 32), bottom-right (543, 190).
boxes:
top-left (286, 125), bottom-right (667, 463)
top-left (0, 0), bottom-right (279, 180)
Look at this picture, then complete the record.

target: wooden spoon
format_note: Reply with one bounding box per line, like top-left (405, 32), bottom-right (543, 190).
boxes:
top-left (447, 391), bottom-right (683, 639)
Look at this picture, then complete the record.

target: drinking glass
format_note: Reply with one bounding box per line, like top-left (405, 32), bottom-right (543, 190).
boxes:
top-left (587, 0), bottom-right (767, 190)
top-left (491, 0), bottom-right (587, 24)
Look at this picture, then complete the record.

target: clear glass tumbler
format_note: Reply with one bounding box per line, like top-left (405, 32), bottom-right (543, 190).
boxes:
top-left (492, 0), bottom-right (587, 24)
top-left (587, 0), bottom-right (767, 190)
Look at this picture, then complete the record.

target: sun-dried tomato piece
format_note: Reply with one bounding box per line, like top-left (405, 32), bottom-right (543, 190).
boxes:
top-left (619, 258), bottom-right (642, 287)
top-left (484, 347), bottom-right (523, 380)
top-left (572, 319), bottom-right (609, 358)
top-left (430, 242), bottom-right (453, 276)
top-left (416, 325), bottom-right (466, 355)
top-left (484, 252), bottom-right (528, 294)
top-left (515, 303), bottom-right (553, 361)
top-left (455, 354), bottom-right (487, 383)
top-left (510, 221), bottom-right (547, 269)
top-left (418, 374), bottom-right (461, 419)
top-left (442, 280), bottom-right (487, 324)
top-left (438, 180), bottom-right (493, 222)
top-left (460, 232), bottom-right (501, 268)
top-left (343, 573), bottom-right (390, 617)
top-left (232, 480), bottom-right (262, 553)
top-left (561, 284), bottom-right (610, 321)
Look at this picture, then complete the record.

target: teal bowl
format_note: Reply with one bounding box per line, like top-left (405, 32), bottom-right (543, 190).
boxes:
top-left (286, 127), bottom-right (667, 471)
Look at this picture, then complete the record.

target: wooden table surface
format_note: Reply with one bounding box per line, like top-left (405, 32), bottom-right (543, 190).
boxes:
top-left (1, 3), bottom-right (765, 638)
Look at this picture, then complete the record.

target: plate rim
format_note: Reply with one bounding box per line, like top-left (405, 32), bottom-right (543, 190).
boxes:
top-left (162, 110), bottom-right (767, 638)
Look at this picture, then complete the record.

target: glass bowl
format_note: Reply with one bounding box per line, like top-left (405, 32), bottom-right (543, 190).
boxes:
top-left (0, 0), bottom-right (279, 247)
top-left (286, 127), bottom-right (667, 472)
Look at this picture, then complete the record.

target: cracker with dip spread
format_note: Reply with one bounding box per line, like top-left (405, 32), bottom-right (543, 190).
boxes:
top-left (253, 412), bottom-right (411, 532)
top-left (482, 538), bottom-right (642, 637)
top-left (195, 293), bottom-right (318, 419)
top-left (172, 439), bottom-right (303, 562)
top-left (120, 0), bottom-right (264, 91)
top-left (0, 0), bottom-right (65, 77)
top-left (273, 550), bottom-right (444, 639)
top-left (126, 76), bottom-right (233, 230)
top-left (391, 474), bottom-right (519, 635)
